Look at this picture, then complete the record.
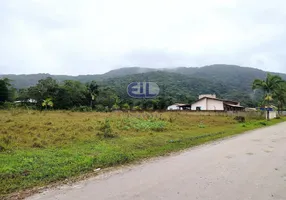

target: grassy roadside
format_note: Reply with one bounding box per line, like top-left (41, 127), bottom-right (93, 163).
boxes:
top-left (0, 110), bottom-right (285, 199)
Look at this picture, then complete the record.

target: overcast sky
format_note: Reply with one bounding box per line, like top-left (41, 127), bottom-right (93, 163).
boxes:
top-left (1, 0), bottom-right (286, 75)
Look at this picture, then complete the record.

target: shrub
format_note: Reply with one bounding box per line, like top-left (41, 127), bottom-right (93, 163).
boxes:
top-left (0, 102), bottom-right (22, 110)
top-left (71, 106), bottom-right (92, 112)
top-left (95, 105), bottom-right (109, 112)
top-left (31, 142), bottom-right (44, 148)
top-left (112, 104), bottom-right (120, 111)
top-left (99, 119), bottom-right (117, 138)
top-left (131, 119), bottom-right (167, 131)
top-left (132, 106), bottom-right (141, 111)
top-left (259, 121), bottom-right (267, 126)
top-left (168, 116), bottom-right (175, 123)
top-left (198, 121), bottom-right (206, 128)
top-left (121, 103), bottom-right (130, 111)
top-left (234, 116), bottom-right (245, 123)
top-left (0, 145), bottom-right (6, 152)
top-left (198, 124), bottom-right (206, 128)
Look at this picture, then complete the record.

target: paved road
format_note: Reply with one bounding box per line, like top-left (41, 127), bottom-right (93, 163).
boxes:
top-left (27, 122), bottom-right (286, 200)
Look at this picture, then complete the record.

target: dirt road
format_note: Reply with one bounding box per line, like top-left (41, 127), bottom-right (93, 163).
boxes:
top-left (27, 122), bottom-right (286, 200)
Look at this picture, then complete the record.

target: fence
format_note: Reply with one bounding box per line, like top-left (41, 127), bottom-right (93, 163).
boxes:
top-left (281, 111), bottom-right (286, 116)
top-left (165, 110), bottom-right (271, 119)
top-left (121, 110), bottom-right (281, 120)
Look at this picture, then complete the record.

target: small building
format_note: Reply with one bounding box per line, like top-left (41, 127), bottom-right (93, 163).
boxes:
top-left (259, 105), bottom-right (276, 112)
top-left (245, 108), bottom-right (257, 112)
top-left (14, 99), bottom-right (37, 104)
top-left (191, 94), bottom-right (244, 111)
top-left (167, 103), bottom-right (191, 111)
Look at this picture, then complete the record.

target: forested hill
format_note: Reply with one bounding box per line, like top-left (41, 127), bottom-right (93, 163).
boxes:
top-left (2, 65), bottom-right (286, 89)
top-left (1, 64), bottom-right (286, 107)
top-left (168, 65), bottom-right (286, 92)
top-left (100, 71), bottom-right (229, 104)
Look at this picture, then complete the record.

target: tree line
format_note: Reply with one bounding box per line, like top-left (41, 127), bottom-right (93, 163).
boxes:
top-left (0, 77), bottom-right (175, 111)
top-left (0, 73), bottom-right (285, 112)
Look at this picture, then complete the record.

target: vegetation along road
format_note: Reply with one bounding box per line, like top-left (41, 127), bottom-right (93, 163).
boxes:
top-left (1, 110), bottom-right (285, 199)
top-left (25, 121), bottom-right (286, 200)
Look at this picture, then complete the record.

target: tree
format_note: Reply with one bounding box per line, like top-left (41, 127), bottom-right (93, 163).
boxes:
top-left (42, 98), bottom-right (54, 110)
top-left (273, 82), bottom-right (286, 115)
top-left (17, 88), bottom-right (30, 102)
top-left (86, 81), bottom-right (99, 109)
top-left (252, 73), bottom-right (284, 120)
top-left (151, 99), bottom-right (159, 110)
top-left (95, 87), bottom-right (119, 109)
top-left (56, 80), bottom-right (89, 109)
top-left (0, 79), bottom-right (9, 103)
top-left (28, 77), bottom-right (59, 107)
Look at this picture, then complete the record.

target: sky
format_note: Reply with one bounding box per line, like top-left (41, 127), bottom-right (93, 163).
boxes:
top-left (1, 0), bottom-right (286, 75)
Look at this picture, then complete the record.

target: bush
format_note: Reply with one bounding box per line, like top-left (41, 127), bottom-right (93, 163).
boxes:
top-left (98, 119), bottom-right (117, 138)
top-left (132, 106), bottom-right (141, 111)
top-left (234, 116), bottom-right (245, 123)
top-left (198, 123), bottom-right (206, 128)
top-left (112, 104), bottom-right (120, 111)
top-left (121, 103), bottom-right (130, 110)
top-left (119, 118), bottom-right (167, 132)
top-left (0, 145), bottom-right (6, 152)
top-left (71, 106), bottom-right (92, 112)
top-left (94, 105), bottom-right (109, 112)
top-left (0, 102), bottom-right (15, 109)
top-left (259, 121), bottom-right (267, 126)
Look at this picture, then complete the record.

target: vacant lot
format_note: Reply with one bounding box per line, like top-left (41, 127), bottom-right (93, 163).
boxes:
top-left (0, 110), bottom-right (284, 198)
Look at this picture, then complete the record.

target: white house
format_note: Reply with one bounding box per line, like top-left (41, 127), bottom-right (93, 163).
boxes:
top-left (191, 94), bottom-right (244, 111)
top-left (167, 103), bottom-right (191, 110)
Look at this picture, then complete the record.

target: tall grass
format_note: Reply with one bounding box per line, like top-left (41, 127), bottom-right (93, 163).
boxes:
top-left (0, 110), bottom-right (284, 198)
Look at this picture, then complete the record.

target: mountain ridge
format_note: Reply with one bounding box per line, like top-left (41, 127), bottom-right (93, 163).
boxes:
top-left (1, 64), bottom-right (285, 107)
top-left (1, 65), bottom-right (285, 88)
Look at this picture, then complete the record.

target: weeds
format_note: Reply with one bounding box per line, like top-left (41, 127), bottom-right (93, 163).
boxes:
top-left (0, 110), bottom-right (284, 198)
top-left (116, 117), bottom-right (167, 132)
top-left (98, 119), bottom-right (117, 138)
top-left (198, 122), bottom-right (206, 128)
top-left (259, 121), bottom-right (267, 126)
top-left (71, 106), bottom-right (92, 112)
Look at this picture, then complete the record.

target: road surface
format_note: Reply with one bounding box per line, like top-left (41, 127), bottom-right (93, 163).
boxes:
top-left (27, 122), bottom-right (286, 200)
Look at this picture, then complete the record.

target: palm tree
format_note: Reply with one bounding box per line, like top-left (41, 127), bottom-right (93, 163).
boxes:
top-left (86, 81), bottom-right (99, 109)
top-left (42, 98), bottom-right (54, 110)
top-left (273, 82), bottom-right (286, 115)
top-left (252, 73), bottom-right (284, 120)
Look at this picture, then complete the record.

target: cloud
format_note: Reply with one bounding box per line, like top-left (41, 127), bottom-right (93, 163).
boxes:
top-left (0, 0), bottom-right (286, 75)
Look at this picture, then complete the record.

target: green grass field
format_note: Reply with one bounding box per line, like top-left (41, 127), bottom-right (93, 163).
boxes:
top-left (0, 110), bottom-right (284, 198)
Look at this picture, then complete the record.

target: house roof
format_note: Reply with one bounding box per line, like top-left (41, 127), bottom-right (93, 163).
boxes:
top-left (169, 103), bottom-right (191, 107)
top-left (178, 104), bottom-right (191, 107)
top-left (196, 97), bottom-right (239, 104)
top-left (224, 103), bottom-right (244, 108)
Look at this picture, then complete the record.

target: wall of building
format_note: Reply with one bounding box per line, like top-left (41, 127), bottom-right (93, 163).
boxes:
top-left (191, 98), bottom-right (207, 110)
top-left (167, 105), bottom-right (181, 110)
top-left (166, 110), bottom-right (265, 119)
top-left (199, 94), bottom-right (216, 99)
top-left (206, 99), bottom-right (224, 111)
top-left (268, 111), bottom-right (277, 119)
top-left (191, 98), bottom-right (224, 111)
